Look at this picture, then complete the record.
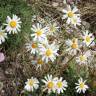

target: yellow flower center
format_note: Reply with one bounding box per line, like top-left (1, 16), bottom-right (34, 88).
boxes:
top-left (80, 55), bottom-right (86, 61)
top-left (0, 32), bottom-right (4, 36)
top-left (36, 30), bottom-right (43, 36)
top-left (50, 26), bottom-right (56, 32)
top-left (28, 79), bottom-right (34, 86)
top-left (86, 36), bottom-right (91, 42)
top-left (68, 11), bottom-right (74, 18)
top-left (47, 81), bottom-right (54, 89)
top-left (32, 43), bottom-right (37, 48)
top-left (10, 20), bottom-right (17, 28)
top-left (37, 59), bottom-right (43, 65)
top-left (80, 82), bottom-right (84, 89)
top-left (57, 81), bottom-right (63, 88)
top-left (72, 18), bottom-right (77, 23)
top-left (71, 43), bottom-right (78, 49)
top-left (46, 49), bottom-right (53, 56)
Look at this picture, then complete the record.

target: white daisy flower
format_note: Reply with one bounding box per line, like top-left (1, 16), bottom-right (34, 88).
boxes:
top-left (62, 5), bottom-right (80, 24)
top-left (31, 23), bottom-right (48, 42)
top-left (76, 54), bottom-right (87, 65)
top-left (39, 42), bottom-right (59, 63)
top-left (24, 77), bottom-right (39, 92)
top-left (76, 50), bottom-right (92, 65)
top-left (32, 57), bottom-right (45, 70)
top-left (65, 38), bottom-right (80, 55)
top-left (0, 27), bottom-right (7, 44)
top-left (25, 41), bottom-right (38, 54)
top-left (82, 30), bottom-right (94, 46)
top-left (47, 22), bottom-right (59, 35)
top-left (5, 14), bottom-right (21, 34)
top-left (55, 77), bottom-right (68, 94)
top-left (71, 16), bottom-right (81, 27)
top-left (75, 78), bottom-right (89, 93)
top-left (38, 37), bottom-right (49, 48)
top-left (42, 74), bottom-right (57, 94)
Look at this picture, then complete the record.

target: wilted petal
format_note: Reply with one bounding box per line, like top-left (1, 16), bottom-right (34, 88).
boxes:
top-left (0, 52), bottom-right (5, 62)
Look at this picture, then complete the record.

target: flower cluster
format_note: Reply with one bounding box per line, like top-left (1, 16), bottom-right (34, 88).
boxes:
top-left (24, 75), bottom-right (88, 94)
top-left (65, 30), bottom-right (94, 65)
top-left (24, 1), bottom-right (95, 95)
top-left (63, 5), bottom-right (95, 66)
top-left (26, 22), bottom-right (59, 70)
top-left (0, 14), bottom-right (21, 62)
top-left (0, 1), bottom-right (95, 95)
top-left (42, 75), bottom-right (68, 94)
top-left (62, 5), bottom-right (81, 27)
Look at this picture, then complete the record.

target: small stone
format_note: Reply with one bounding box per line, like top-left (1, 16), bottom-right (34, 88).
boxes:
top-left (52, 2), bottom-right (59, 7)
